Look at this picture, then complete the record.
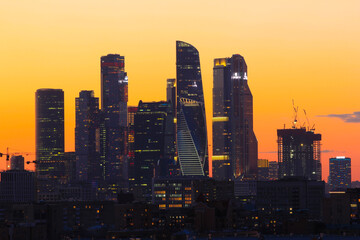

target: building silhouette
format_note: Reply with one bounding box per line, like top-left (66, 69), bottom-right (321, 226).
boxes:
top-left (257, 177), bottom-right (325, 220)
top-left (75, 90), bottom-right (100, 183)
top-left (277, 128), bottom-right (321, 180)
top-left (133, 101), bottom-right (175, 202)
top-left (329, 156), bottom-right (351, 191)
top-left (176, 41), bottom-right (208, 176)
top-left (212, 55), bottom-right (258, 180)
top-left (100, 54), bottom-right (128, 196)
top-left (35, 88), bottom-right (65, 180)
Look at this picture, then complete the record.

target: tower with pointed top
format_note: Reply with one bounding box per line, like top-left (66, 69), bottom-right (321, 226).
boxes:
top-left (176, 41), bottom-right (208, 176)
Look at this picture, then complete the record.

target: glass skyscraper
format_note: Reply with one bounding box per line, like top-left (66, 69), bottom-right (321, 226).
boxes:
top-left (176, 41), bottom-right (208, 176)
top-left (212, 55), bottom-right (258, 180)
top-left (133, 101), bottom-right (175, 202)
top-left (100, 54), bottom-right (128, 194)
top-left (329, 156), bottom-right (351, 191)
top-left (35, 88), bottom-right (65, 180)
top-left (75, 90), bottom-right (100, 183)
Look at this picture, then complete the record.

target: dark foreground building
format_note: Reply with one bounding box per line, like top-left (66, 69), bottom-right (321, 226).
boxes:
top-left (212, 55), bottom-right (258, 180)
top-left (257, 177), bottom-right (325, 220)
top-left (152, 177), bottom-right (234, 210)
top-left (0, 170), bottom-right (36, 203)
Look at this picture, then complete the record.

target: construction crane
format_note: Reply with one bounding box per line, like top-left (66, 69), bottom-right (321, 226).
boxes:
top-left (292, 99), bottom-right (299, 129)
top-left (0, 148), bottom-right (10, 170)
top-left (303, 109), bottom-right (316, 132)
top-left (0, 148), bottom-right (35, 170)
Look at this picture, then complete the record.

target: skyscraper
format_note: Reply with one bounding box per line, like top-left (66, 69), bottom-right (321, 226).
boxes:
top-left (133, 101), bottom-right (175, 202)
top-left (35, 88), bottom-right (65, 180)
top-left (166, 78), bottom-right (176, 113)
top-left (212, 55), bottom-right (258, 180)
top-left (127, 106), bottom-right (138, 193)
top-left (176, 41), bottom-right (208, 176)
top-left (329, 156), bottom-right (351, 191)
top-left (75, 90), bottom-right (100, 183)
top-left (277, 128), bottom-right (321, 181)
top-left (100, 54), bottom-right (128, 194)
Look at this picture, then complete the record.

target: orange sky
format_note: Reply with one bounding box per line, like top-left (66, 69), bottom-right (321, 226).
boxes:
top-left (1, 0), bottom-right (360, 181)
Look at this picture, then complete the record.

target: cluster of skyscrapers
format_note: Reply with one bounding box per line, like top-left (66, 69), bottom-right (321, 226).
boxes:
top-left (30, 41), bottom-right (352, 203)
top-left (1, 40), bottom-right (359, 240)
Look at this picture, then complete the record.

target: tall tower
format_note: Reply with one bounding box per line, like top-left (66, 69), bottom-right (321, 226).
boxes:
top-left (277, 128), bottom-right (321, 180)
top-left (212, 55), bottom-right (258, 180)
top-left (75, 90), bottom-right (100, 183)
top-left (133, 101), bottom-right (174, 202)
top-left (35, 89), bottom-right (65, 180)
top-left (100, 54), bottom-right (128, 193)
top-left (329, 156), bottom-right (351, 191)
top-left (176, 41), bottom-right (208, 176)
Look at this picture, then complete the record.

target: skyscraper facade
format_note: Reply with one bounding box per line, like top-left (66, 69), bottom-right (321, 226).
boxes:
top-left (212, 55), bottom-right (258, 180)
top-left (268, 161), bottom-right (279, 181)
top-left (176, 41), bottom-right (208, 176)
top-left (277, 128), bottom-right (321, 181)
top-left (100, 54), bottom-right (128, 194)
top-left (35, 89), bottom-right (65, 180)
top-left (166, 78), bottom-right (176, 113)
top-left (127, 106), bottom-right (138, 192)
top-left (329, 156), bottom-right (351, 191)
top-left (75, 90), bottom-right (100, 183)
top-left (133, 101), bottom-right (175, 202)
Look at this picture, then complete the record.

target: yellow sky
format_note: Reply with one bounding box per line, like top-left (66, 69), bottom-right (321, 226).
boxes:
top-left (1, 0), bottom-right (360, 180)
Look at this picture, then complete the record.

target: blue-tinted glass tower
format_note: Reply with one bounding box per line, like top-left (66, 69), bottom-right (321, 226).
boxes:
top-left (176, 41), bottom-right (208, 176)
top-left (329, 156), bottom-right (351, 191)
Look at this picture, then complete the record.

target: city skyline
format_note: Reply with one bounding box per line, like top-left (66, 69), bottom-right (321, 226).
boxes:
top-left (1, 1), bottom-right (360, 181)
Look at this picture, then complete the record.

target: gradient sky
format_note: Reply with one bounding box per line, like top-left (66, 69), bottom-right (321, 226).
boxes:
top-left (1, 0), bottom-right (360, 181)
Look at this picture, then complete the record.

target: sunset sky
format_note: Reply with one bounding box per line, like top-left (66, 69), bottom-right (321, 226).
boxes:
top-left (1, 0), bottom-right (360, 181)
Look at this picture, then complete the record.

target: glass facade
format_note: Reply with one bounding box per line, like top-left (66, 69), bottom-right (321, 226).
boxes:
top-left (133, 101), bottom-right (175, 202)
top-left (75, 90), bottom-right (100, 183)
top-left (100, 54), bottom-right (128, 194)
top-left (212, 55), bottom-right (258, 180)
top-left (176, 41), bottom-right (208, 176)
top-left (329, 156), bottom-right (351, 191)
top-left (35, 88), bottom-right (65, 180)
